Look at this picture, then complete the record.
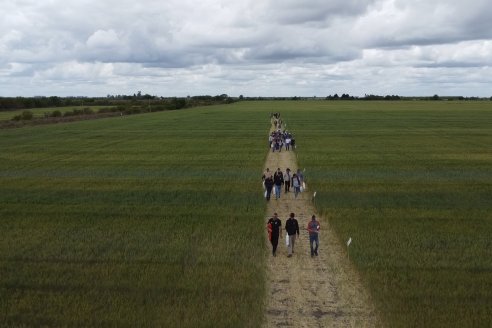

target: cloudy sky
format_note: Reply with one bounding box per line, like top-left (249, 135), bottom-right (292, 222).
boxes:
top-left (1, 0), bottom-right (492, 97)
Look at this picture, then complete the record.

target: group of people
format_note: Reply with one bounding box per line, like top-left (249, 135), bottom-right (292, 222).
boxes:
top-left (267, 213), bottom-right (320, 257)
top-left (270, 112), bottom-right (282, 129)
top-left (265, 113), bottom-right (320, 258)
top-left (268, 129), bottom-right (295, 152)
top-left (262, 167), bottom-right (304, 200)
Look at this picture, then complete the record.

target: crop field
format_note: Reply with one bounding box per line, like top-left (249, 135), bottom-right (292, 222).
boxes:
top-left (274, 100), bottom-right (492, 327)
top-left (2, 100), bottom-right (491, 327)
top-left (0, 106), bottom-right (114, 121)
top-left (0, 105), bottom-right (269, 326)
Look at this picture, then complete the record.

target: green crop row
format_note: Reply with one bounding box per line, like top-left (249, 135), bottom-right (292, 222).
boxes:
top-left (0, 105), bottom-right (269, 327)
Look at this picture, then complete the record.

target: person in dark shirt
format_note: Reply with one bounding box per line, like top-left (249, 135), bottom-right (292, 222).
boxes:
top-left (267, 213), bottom-right (282, 256)
top-left (264, 176), bottom-right (274, 201)
top-left (273, 168), bottom-right (284, 200)
top-left (285, 212), bottom-right (300, 257)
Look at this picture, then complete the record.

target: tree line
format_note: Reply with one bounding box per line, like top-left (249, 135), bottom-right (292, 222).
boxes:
top-left (237, 94), bottom-right (492, 101)
top-left (0, 93), bottom-right (235, 112)
top-left (2, 93), bottom-right (491, 112)
top-left (1, 94), bottom-right (236, 127)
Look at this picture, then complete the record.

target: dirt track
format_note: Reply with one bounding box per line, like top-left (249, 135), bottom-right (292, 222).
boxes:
top-left (263, 127), bottom-right (381, 327)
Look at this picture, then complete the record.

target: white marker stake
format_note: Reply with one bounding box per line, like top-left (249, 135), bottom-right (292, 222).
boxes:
top-left (347, 237), bottom-right (352, 260)
top-left (312, 191), bottom-right (317, 205)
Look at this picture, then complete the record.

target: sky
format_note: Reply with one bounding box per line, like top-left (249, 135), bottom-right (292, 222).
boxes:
top-left (1, 0), bottom-right (492, 97)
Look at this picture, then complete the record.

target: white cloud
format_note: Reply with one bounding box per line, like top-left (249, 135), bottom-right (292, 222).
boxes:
top-left (1, 0), bottom-right (492, 96)
top-left (86, 30), bottom-right (120, 49)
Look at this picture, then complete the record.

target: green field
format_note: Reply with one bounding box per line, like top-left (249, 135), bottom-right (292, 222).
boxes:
top-left (0, 106), bottom-right (114, 121)
top-left (279, 101), bottom-right (492, 327)
top-left (2, 100), bottom-right (492, 327)
top-left (0, 106), bottom-right (268, 326)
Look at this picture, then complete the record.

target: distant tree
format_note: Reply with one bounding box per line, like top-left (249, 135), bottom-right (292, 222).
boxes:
top-left (21, 110), bottom-right (33, 120)
top-left (170, 98), bottom-right (187, 109)
top-left (431, 94), bottom-right (440, 100)
top-left (48, 96), bottom-right (62, 107)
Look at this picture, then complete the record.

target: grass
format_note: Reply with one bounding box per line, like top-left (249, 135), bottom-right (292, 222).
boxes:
top-left (0, 105), bottom-right (269, 327)
top-left (0, 106), bottom-right (114, 121)
top-left (275, 100), bottom-right (492, 327)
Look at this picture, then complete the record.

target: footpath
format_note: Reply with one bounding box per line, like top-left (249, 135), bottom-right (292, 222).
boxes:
top-left (263, 123), bottom-right (381, 327)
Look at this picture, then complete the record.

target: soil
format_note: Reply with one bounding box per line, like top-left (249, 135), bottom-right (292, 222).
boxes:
top-left (263, 126), bottom-right (381, 327)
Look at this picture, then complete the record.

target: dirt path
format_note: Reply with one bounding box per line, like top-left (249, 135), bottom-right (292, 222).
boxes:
top-left (263, 127), bottom-right (381, 327)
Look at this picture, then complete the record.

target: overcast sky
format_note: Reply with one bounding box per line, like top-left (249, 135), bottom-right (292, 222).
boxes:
top-left (1, 0), bottom-right (492, 97)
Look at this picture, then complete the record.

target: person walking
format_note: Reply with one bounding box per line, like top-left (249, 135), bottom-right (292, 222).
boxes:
top-left (273, 168), bottom-right (284, 200)
top-left (296, 169), bottom-right (304, 185)
top-left (285, 135), bottom-right (291, 151)
top-left (296, 169), bottom-right (305, 192)
top-left (267, 213), bottom-right (282, 256)
top-left (307, 215), bottom-right (320, 257)
top-left (262, 168), bottom-right (272, 181)
top-left (264, 175), bottom-right (274, 201)
top-left (285, 212), bottom-right (300, 257)
top-left (283, 168), bottom-right (291, 193)
top-left (292, 173), bottom-right (301, 198)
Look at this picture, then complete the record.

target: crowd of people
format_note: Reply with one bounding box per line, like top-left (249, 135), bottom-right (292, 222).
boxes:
top-left (269, 129), bottom-right (295, 152)
top-left (270, 112), bottom-right (281, 129)
top-left (262, 167), bottom-right (305, 200)
top-left (263, 113), bottom-right (320, 258)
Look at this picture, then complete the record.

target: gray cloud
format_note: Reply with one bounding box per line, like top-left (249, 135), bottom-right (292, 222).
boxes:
top-left (263, 0), bottom-right (378, 24)
top-left (1, 0), bottom-right (492, 96)
top-left (353, 0), bottom-right (492, 48)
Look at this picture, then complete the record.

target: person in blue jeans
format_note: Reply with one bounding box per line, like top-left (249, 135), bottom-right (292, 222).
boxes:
top-left (292, 173), bottom-right (301, 198)
top-left (307, 215), bottom-right (320, 257)
top-left (273, 168), bottom-right (284, 200)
